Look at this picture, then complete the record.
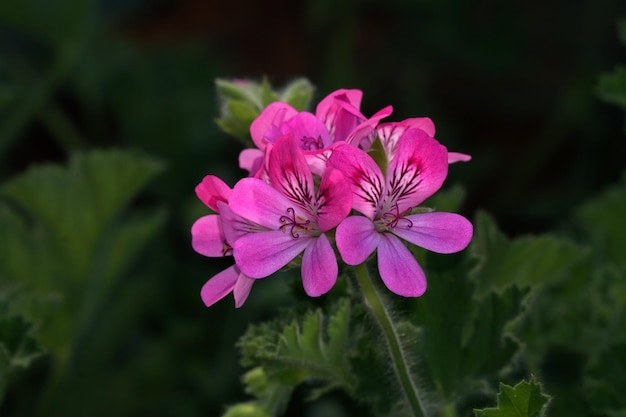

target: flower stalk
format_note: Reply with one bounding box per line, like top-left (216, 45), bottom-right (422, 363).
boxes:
top-left (354, 262), bottom-right (428, 417)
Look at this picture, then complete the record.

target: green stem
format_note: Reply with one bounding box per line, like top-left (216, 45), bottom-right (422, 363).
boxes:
top-left (354, 263), bottom-right (428, 417)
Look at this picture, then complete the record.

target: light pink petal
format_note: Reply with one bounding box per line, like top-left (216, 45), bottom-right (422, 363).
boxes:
top-left (378, 117), bottom-right (435, 161)
top-left (316, 89), bottom-right (363, 117)
top-left (385, 129), bottom-right (448, 213)
top-left (195, 175), bottom-right (232, 211)
top-left (233, 274), bottom-right (255, 308)
top-left (250, 102), bottom-right (298, 148)
top-left (280, 112), bottom-right (332, 149)
top-left (316, 167), bottom-right (352, 231)
top-left (216, 201), bottom-right (268, 244)
top-left (327, 144), bottom-right (384, 219)
top-left (200, 265), bottom-right (239, 307)
top-left (239, 148), bottom-right (264, 177)
top-left (392, 212), bottom-right (473, 254)
top-left (335, 215), bottom-right (380, 265)
top-left (346, 105), bottom-right (393, 149)
top-left (191, 215), bottom-right (227, 257)
top-left (448, 152), bottom-right (472, 164)
top-left (377, 234), bottom-right (427, 297)
top-left (267, 134), bottom-right (316, 212)
top-left (233, 230), bottom-right (311, 278)
top-left (229, 177), bottom-right (303, 229)
top-left (316, 90), bottom-right (366, 143)
top-left (301, 233), bottom-right (338, 296)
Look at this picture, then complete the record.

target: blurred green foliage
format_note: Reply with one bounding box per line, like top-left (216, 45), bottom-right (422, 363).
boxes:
top-left (0, 1), bottom-right (625, 416)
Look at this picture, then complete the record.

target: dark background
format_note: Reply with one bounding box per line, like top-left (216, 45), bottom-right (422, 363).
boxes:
top-left (1, 0), bottom-right (625, 416)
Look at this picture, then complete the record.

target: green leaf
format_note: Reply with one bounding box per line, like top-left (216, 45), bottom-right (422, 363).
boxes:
top-left (474, 380), bottom-right (551, 417)
top-left (470, 212), bottom-right (587, 295)
top-left (574, 172), bottom-right (626, 266)
top-left (236, 299), bottom-right (356, 415)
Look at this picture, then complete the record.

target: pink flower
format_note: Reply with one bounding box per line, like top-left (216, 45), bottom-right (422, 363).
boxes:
top-left (229, 134), bottom-right (352, 296)
top-left (191, 175), bottom-right (256, 308)
top-left (377, 117), bottom-right (472, 164)
top-left (241, 89), bottom-right (392, 177)
top-left (327, 128), bottom-right (473, 297)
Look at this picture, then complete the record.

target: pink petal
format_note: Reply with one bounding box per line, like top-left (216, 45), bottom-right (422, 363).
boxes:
top-left (195, 175), bottom-right (232, 211)
top-left (335, 215), bottom-right (380, 265)
top-left (280, 112), bottom-right (332, 150)
top-left (200, 265), bottom-right (239, 307)
top-left (267, 134), bottom-right (316, 211)
top-left (385, 129), bottom-right (448, 212)
top-left (239, 148), bottom-right (264, 177)
top-left (378, 117), bottom-right (436, 161)
top-left (327, 144), bottom-right (385, 219)
top-left (448, 152), bottom-right (472, 164)
top-left (377, 234), bottom-right (427, 297)
top-left (301, 233), bottom-right (338, 296)
top-left (316, 167), bottom-right (352, 231)
top-left (233, 274), bottom-right (255, 308)
top-left (316, 89), bottom-right (363, 118)
top-left (346, 105), bottom-right (393, 149)
top-left (229, 177), bottom-right (303, 229)
top-left (250, 102), bottom-right (298, 149)
top-left (216, 201), bottom-right (267, 244)
top-left (316, 90), bottom-right (366, 143)
top-left (392, 212), bottom-right (473, 254)
top-left (191, 215), bottom-right (227, 257)
top-left (233, 230), bottom-right (311, 278)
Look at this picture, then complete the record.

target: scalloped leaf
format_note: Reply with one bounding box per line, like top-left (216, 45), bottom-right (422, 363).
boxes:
top-left (474, 380), bottom-right (551, 417)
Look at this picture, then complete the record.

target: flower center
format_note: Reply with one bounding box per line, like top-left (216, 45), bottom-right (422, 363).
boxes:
top-left (280, 207), bottom-right (314, 238)
top-left (301, 135), bottom-right (324, 150)
top-left (374, 204), bottom-right (413, 232)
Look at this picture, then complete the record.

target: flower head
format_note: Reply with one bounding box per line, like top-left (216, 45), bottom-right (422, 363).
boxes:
top-left (229, 134), bottom-right (352, 296)
top-left (327, 128), bottom-right (473, 297)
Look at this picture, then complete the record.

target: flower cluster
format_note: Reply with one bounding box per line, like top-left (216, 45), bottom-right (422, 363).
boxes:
top-left (192, 88), bottom-right (473, 307)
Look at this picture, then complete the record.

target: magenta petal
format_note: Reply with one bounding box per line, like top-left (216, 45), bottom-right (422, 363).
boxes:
top-left (267, 135), bottom-right (316, 210)
top-left (233, 274), bottom-right (255, 308)
top-left (335, 215), bottom-right (380, 265)
top-left (377, 234), bottom-right (427, 297)
top-left (346, 105), bottom-right (393, 149)
top-left (316, 167), bottom-right (352, 231)
top-left (386, 129), bottom-right (448, 212)
top-left (393, 212), bottom-right (473, 254)
top-left (200, 265), bottom-right (239, 307)
top-left (316, 89), bottom-right (363, 117)
top-left (195, 175), bottom-right (232, 212)
top-left (239, 148), bottom-right (264, 176)
top-left (250, 102), bottom-right (298, 148)
top-left (327, 144), bottom-right (384, 219)
top-left (280, 112), bottom-right (332, 149)
top-left (448, 152), bottom-right (472, 164)
top-left (301, 234), bottom-right (338, 297)
top-left (229, 177), bottom-right (300, 229)
top-left (191, 215), bottom-right (226, 257)
top-left (233, 230), bottom-right (311, 278)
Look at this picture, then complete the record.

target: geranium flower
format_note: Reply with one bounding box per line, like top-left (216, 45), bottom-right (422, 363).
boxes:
top-left (240, 89), bottom-right (392, 177)
top-left (327, 128), bottom-right (473, 297)
top-left (191, 175), bottom-right (257, 308)
top-left (229, 134), bottom-right (352, 296)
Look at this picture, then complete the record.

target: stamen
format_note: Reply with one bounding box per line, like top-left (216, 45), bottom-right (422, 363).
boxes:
top-left (301, 135), bottom-right (324, 150)
top-left (279, 207), bottom-right (312, 238)
top-left (222, 241), bottom-right (233, 256)
top-left (375, 204), bottom-right (413, 232)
